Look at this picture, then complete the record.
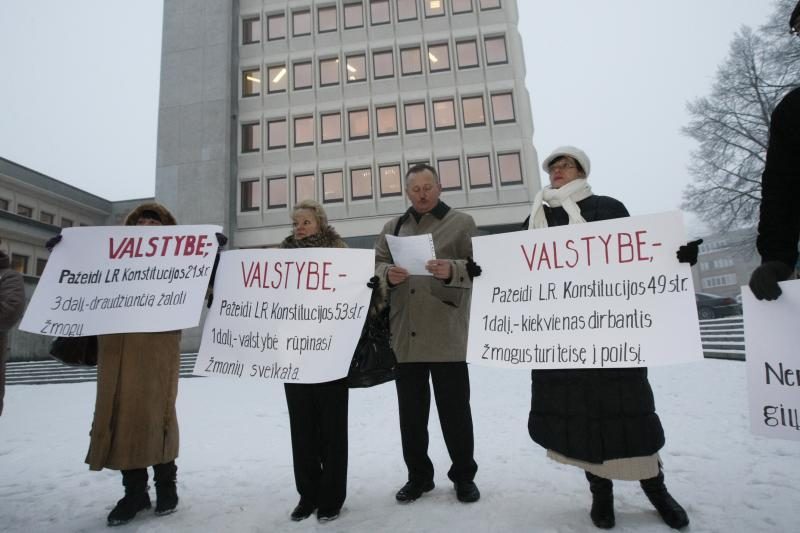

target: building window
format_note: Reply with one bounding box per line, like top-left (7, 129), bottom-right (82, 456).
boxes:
top-left (437, 158), bottom-right (462, 190)
top-left (268, 177), bottom-right (288, 208)
top-left (36, 258), bottom-right (47, 277)
top-left (491, 92), bottom-right (515, 123)
top-left (60, 217), bottom-right (73, 228)
top-left (397, 0), bottom-right (418, 21)
top-left (379, 164), bottom-right (403, 197)
top-left (462, 95), bottom-right (486, 126)
top-left (241, 180), bottom-right (261, 212)
top-left (376, 105), bottom-right (398, 136)
top-left (452, 0), bottom-right (472, 13)
top-left (40, 211), bottom-right (55, 225)
top-left (498, 152), bottom-right (523, 184)
top-left (16, 204), bottom-right (33, 218)
top-left (11, 254), bottom-right (28, 274)
top-left (267, 118), bottom-right (287, 149)
top-left (468, 155), bottom-right (492, 188)
top-left (293, 61), bottom-right (313, 90)
top-left (318, 5), bottom-right (337, 32)
top-left (320, 57), bottom-right (340, 86)
top-left (295, 174), bottom-right (316, 203)
top-left (371, 0), bottom-right (391, 24)
top-left (321, 112), bottom-right (342, 142)
top-left (242, 122), bottom-right (261, 153)
top-left (348, 109), bottom-right (370, 139)
top-left (242, 68), bottom-right (260, 97)
top-left (456, 40), bottom-right (479, 68)
top-left (267, 65), bottom-right (288, 93)
top-left (485, 35), bottom-right (508, 64)
top-left (267, 13), bottom-right (286, 40)
top-left (433, 99), bottom-right (456, 130)
top-left (479, 0), bottom-right (501, 9)
top-left (424, 0), bottom-right (445, 17)
top-left (345, 54), bottom-right (367, 82)
top-left (401, 47), bottom-right (422, 75)
top-left (292, 10), bottom-right (311, 36)
top-left (373, 50), bottom-right (394, 79)
top-left (0, 198), bottom-right (8, 210)
top-left (344, 3), bottom-right (364, 28)
top-left (322, 171), bottom-right (344, 203)
top-left (701, 274), bottom-right (737, 289)
top-left (351, 167), bottom-right (373, 200)
top-left (404, 102), bottom-right (427, 133)
top-left (427, 43), bottom-right (450, 72)
top-left (294, 116), bottom-right (314, 146)
top-left (242, 16), bottom-right (261, 44)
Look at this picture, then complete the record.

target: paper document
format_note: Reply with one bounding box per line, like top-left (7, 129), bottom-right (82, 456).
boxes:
top-left (386, 234), bottom-right (436, 276)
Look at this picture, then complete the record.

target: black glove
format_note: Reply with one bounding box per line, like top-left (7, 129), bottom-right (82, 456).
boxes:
top-left (466, 256), bottom-right (482, 279)
top-left (206, 291), bottom-right (214, 309)
top-left (215, 232), bottom-right (228, 248)
top-left (45, 234), bottom-right (62, 251)
top-left (367, 275), bottom-right (379, 289)
top-left (676, 239), bottom-right (702, 266)
top-left (749, 261), bottom-right (793, 301)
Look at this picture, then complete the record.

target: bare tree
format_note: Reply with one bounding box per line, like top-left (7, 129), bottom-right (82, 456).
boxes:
top-left (682, 0), bottom-right (800, 232)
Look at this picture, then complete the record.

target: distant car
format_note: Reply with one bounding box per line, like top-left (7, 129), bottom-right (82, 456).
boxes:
top-left (695, 292), bottom-right (742, 320)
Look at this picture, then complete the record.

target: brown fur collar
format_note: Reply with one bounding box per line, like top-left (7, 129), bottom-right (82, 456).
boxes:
top-left (124, 202), bottom-right (177, 226)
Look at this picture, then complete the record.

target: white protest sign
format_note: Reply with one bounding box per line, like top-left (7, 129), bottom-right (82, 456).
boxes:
top-left (743, 282), bottom-right (800, 441)
top-left (194, 248), bottom-right (374, 384)
top-left (19, 225), bottom-right (221, 336)
top-left (467, 211), bottom-right (702, 369)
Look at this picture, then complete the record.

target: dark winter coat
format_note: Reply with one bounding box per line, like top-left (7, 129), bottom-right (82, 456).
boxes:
top-left (756, 87), bottom-right (800, 268)
top-left (526, 194), bottom-right (666, 464)
top-left (0, 250), bottom-right (26, 416)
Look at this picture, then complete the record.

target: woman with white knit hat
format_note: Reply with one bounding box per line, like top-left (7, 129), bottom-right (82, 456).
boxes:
top-left (524, 146), bottom-right (692, 530)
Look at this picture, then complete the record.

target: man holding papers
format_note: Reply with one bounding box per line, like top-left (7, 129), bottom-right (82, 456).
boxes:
top-left (374, 164), bottom-right (481, 505)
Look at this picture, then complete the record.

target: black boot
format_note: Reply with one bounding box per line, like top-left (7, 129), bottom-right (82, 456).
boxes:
top-left (153, 461), bottom-right (179, 516)
top-left (107, 469), bottom-right (151, 526)
top-left (585, 471), bottom-right (615, 529)
top-left (640, 471), bottom-right (689, 529)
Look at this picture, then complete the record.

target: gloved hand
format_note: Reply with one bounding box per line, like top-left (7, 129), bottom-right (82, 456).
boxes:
top-left (749, 261), bottom-right (793, 301)
top-left (215, 232), bottom-right (228, 247)
top-left (466, 256), bottom-right (482, 279)
top-left (206, 291), bottom-right (214, 309)
top-left (676, 239), bottom-right (703, 266)
top-left (367, 276), bottom-right (379, 289)
top-left (45, 234), bottom-right (63, 251)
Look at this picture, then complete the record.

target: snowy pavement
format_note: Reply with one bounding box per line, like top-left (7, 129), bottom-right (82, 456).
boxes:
top-left (0, 359), bottom-right (796, 532)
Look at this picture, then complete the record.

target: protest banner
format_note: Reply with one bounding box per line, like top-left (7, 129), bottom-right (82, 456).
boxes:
top-left (467, 211), bottom-right (702, 369)
top-left (743, 282), bottom-right (800, 441)
top-left (194, 247), bottom-right (374, 384)
top-left (19, 225), bottom-right (221, 336)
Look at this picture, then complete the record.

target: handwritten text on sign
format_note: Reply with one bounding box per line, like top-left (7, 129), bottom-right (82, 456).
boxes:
top-left (19, 225), bottom-right (221, 336)
top-left (194, 248), bottom-right (374, 384)
top-left (744, 282), bottom-right (800, 441)
top-left (467, 211), bottom-right (703, 369)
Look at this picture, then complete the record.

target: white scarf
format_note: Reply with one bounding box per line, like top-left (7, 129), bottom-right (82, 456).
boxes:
top-left (527, 178), bottom-right (593, 229)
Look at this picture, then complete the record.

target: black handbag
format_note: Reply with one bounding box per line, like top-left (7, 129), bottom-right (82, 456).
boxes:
top-left (347, 304), bottom-right (396, 388)
top-left (49, 335), bottom-right (98, 367)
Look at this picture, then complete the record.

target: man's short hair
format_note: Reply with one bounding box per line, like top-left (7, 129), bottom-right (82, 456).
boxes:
top-left (405, 163), bottom-right (440, 185)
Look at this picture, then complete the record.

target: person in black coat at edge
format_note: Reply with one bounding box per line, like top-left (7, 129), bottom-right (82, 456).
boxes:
top-left (522, 146), bottom-right (699, 530)
top-left (749, 2), bottom-right (800, 301)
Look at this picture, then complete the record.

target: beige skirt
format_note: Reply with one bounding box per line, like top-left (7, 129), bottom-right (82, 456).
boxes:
top-left (547, 449), bottom-right (661, 481)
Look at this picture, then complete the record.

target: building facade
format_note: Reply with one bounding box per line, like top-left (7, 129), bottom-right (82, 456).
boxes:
top-left (155, 0), bottom-right (539, 246)
top-left (691, 228), bottom-right (760, 299)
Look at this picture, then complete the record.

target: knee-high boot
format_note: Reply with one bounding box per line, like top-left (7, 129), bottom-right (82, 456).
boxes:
top-left (153, 461), bottom-right (179, 516)
top-left (107, 469), bottom-right (151, 526)
top-left (585, 471), bottom-right (615, 529)
top-left (640, 470), bottom-right (689, 529)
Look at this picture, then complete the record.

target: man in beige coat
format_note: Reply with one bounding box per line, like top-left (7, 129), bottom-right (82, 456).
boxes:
top-left (0, 240), bottom-right (26, 416)
top-left (375, 164), bottom-right (480, 504)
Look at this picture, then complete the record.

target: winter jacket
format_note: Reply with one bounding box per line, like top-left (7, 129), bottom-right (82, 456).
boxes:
top-left (0, 250), bottom-right (26, 416)
top-left (756, 87), bottom-right (800, 268)
top-left (85, 202), bottom-right (181, 470)
top-left (526, 195), bottom-right (666, 464)
top-left (375, 201), bottom-right (477, 363)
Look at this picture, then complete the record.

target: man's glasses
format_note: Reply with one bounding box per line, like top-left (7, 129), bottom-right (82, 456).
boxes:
top-left (547, 161), bottom-right (577, 173)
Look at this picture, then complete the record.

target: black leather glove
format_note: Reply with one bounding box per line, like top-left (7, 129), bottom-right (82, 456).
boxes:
top-left (466, 256), bottom-right (482, 279)
top-left (367, 275), bottom-right (379, 289)
top-left (45, 234), bottom-right (62, 251)
top-left (676, 239), bottom-right (703, 266)
top-left (215, 232), bottom-right (228, 248)
top-left (749, 261), bottom-right (793, 301)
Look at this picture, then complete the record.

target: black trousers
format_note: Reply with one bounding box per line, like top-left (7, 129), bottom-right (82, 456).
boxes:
top-left (395, 362), bottom-right (478, 485)
top-left (284, 378), bottom-right (348, 511)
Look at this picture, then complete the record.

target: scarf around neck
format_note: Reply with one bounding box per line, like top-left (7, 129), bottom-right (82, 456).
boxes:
top-left (279, 225), bottom-right (346, 249)
top-left (527, 178), bottom-right (593, 230)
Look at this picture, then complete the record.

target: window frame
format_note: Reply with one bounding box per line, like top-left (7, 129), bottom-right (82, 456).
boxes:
top-left (344, 2), bottom-right (365, 29)
top-left (319, 57), bottom-right (340, 86)
top-left (40, 211), bottom-right (55, 225)
top-left (396, 0), bottom-right (418, 21)
top-left (322, 170), bottom-right (345, 203)
top-left (292, 60), bottom-right (313, 91)
top-left (241, 122), bottom-right (261, 153)
top-left (467, 154), bottom-right (493, 189)
top-left (348, 108), bottom-right (371, 140)
top-left (294, 173), bottom-right (316, 204)
top-left (403, 101), bottom-right (428, 133)
top-left (267, 176), bottom-right (288, 209)
top-left (479, 0), bottom-right (501, 10)
top-left (427, 42), bottom-right (451, 73)
top-left (345, 53), bottom-right (367, 83)
top-left (432, 98), bottom-right (457, 130)
top-left (376, 104), bottom-right (399, 136)
top-left (497, 151), bottom-right (523, 185)
top-left (379, 163), bottom-right (403, 197)
top-left (267, 64), bottom-right (288, 93)
top-left (292, 9), bottom-right (312, 37)
top-left (317, 5), bottom-right (338, 33)
top-left (456, 39), bottom-right (479, 69)
top-left (267, 118), bottom-right (288, 150)
top-left (451, 0), bottom-right (473, 14)
top-left (461, 94), bottom-right (486, 127)
top-left (490, 91), bottom-right (516, 124)
top-left (266, 13), bottom-right (286, 41)
top-left (240, 179), bottom-right (261, 212)
top-left (320, 112), bottom-right (343, 143)
top-left (372, 49), bottom-right (395, 79)
top-left (241, 67), bottom-right (261, 97)
top-left (16, 204), bottom-right (33, 218)
top-left (484, 35), bottom-right (508, 65)
top-left (424, 0), bottom-right (446, 18)
top-left (370, 0), bottom-right (391, 25)
top-left (400, 46), bottom-right (423, 75)
top-left (293, 116), bottom-right (315, 147)
top-left (437, 157), bottom-right (463, 191)
top-left (242, 16), bottom-right (261, 44)
top-left (350, 166), bottom-right (374, 200)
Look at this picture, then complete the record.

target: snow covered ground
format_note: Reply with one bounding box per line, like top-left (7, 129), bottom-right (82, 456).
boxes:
top-left (1, 359), bottom-right (796, 532)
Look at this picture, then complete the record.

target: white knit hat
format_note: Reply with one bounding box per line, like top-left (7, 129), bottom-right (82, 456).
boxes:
top-left (542, 145), bottom-right (591, 177)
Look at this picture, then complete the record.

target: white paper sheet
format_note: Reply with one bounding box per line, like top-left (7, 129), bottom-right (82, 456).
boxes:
top-left (386, 233), bottom-right (436, 276)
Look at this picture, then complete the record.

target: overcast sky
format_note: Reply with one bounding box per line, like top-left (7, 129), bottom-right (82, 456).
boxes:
top-left (0, 1), bottom-right (783, 234)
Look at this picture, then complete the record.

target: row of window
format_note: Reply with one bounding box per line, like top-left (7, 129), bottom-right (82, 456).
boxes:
top-left (6, 253), bottom-right (47, 277)
top-left (699, 258), bottom-right (735, 271)
top-left (700, 274), bottom-right (738, 289)
top-left (0, 198), bottom-right (76, 228)
top-left (242, 36), bottom-right (507, 97)
top-left (239, 150), bottom-right (523, 211)
top-left (241, 91), bottom-right (515, 152)
top-left (243, 0), bottom-right (502, 44)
